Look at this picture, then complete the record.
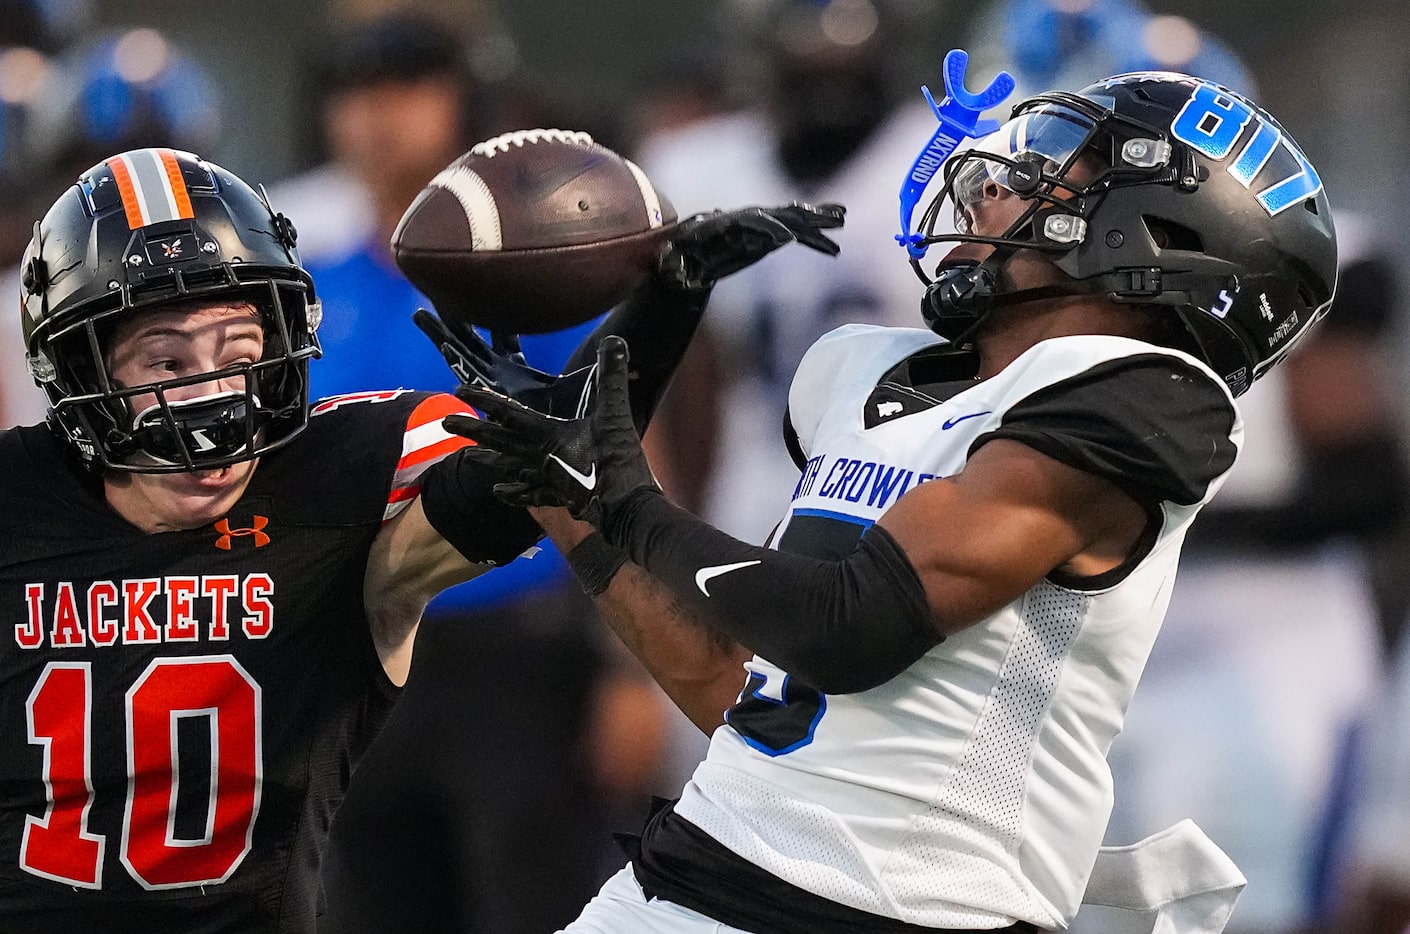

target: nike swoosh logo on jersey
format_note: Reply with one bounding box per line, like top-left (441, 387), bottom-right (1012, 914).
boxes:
top-left (694, 560), bottom-right (762, 596)
top-left (941, 411), bottom-right (991, 430)
top-left (548, 454), bottom-right (597, 490)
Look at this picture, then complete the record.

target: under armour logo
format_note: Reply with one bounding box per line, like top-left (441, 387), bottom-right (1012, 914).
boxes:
top-left (214, 515), bottom-right (270, 550)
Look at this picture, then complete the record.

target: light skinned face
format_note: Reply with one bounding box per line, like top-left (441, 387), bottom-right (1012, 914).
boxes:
top-left (102, 301), bottom-right (264, 533)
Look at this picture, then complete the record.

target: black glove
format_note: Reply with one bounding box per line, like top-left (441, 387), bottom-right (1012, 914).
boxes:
top-left (413, 308), bottom-right (595, 419)
top-left (658, 202), bottom-right (846, 292)
top-left (445, 336), bottom-right (658, 529)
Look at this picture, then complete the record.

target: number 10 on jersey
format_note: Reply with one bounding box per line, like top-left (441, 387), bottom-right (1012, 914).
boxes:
top-left (22, 656), bottom-right (262, 889)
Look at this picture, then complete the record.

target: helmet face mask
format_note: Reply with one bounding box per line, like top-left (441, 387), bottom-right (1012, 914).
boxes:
top-left (948, 102), bottom-right (1105, 236)
top-left (915, 72), bottom-right (1337, 396)
top-left (21, 148), bottom-right (322, 472)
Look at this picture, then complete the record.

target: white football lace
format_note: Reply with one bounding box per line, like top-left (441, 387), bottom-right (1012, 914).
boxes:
top-left (471, 129), bottom-right (594, 158)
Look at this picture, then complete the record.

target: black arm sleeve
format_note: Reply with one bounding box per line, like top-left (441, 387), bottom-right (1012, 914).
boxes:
top-left (419, 449), bottom-right (545, 566)
top-left (563, 277), bottom-right (711, 432)
top-left (604, 490), bottom-right (942, 693)
top-left (977, 353), bottom-right (1237, 506)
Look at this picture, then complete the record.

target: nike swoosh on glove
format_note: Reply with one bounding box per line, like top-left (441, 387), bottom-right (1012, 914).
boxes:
top-left (444, 335), bottom-right (659, 528)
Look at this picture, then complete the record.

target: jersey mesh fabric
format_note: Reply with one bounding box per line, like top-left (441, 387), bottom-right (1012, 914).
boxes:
top-left (886, 584), bottom-right (1089, 920)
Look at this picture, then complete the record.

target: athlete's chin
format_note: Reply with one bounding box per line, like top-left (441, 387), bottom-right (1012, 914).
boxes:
top-left (155, 463), bottom-right (256, 527)
top-left (937, 241), bottom-right (993, 269)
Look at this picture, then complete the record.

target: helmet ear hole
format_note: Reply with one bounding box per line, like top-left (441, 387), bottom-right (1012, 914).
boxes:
top-left (1142, 216), bottom-right (1204, 253)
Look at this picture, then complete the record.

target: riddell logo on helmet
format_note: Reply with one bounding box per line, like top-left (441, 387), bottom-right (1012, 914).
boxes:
top-left (214, 516), bottom-right (270, 550)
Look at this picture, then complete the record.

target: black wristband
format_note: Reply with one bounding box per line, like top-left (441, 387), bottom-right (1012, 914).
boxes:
top-left (565, 531), bottom-right (629, 597)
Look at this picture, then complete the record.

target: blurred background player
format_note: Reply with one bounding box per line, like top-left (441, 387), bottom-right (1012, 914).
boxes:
top-left (1339, 616), bottom-right (1410, 934)
top-left (963, 0), bottom-right (1256, 101)
top-left (0, 43), bottom-right (50, 428)
top-left (634, 0), bottom-right (948, 534)
top-left (0, 17), bottom-right (220, 428)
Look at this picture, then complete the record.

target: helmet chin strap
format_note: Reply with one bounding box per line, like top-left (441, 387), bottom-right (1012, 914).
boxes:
top-left (922, 247), bottom-right (1097, 347)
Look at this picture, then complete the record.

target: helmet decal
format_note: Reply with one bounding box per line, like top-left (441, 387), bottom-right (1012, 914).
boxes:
top-left (1169, 81), bottom-right (1323, 215)
top-left (105, 148), bottom-right (195, 229)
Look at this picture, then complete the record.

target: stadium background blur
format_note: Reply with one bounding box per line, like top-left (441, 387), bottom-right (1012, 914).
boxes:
top-left (88, 0), bottom-right (1410, 240)
top-left (5, 0), bottom-right (1410, 932)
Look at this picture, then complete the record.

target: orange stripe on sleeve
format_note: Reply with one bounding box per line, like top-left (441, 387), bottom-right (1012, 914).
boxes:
top-left (106, 156), bottom-right (145, 230)
top-left (158, 149), bottom-right (194, 219)
top-left (405, 393), bottom-right (473, 430)
top-left (387, 484), bottom-right (422, 504)
top-left (398, 435), bottom-right (471, 471)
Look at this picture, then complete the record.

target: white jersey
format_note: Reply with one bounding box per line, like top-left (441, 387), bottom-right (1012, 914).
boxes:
top-left (671, 324), bottom-right (1242, 929)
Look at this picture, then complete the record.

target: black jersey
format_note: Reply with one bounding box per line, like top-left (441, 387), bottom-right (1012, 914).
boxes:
top-left (0, 389), bottom-right (471, 933)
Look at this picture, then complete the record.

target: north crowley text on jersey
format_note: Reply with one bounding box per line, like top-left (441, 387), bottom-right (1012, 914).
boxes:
top-left (793, 453), bottom-right (940, 507)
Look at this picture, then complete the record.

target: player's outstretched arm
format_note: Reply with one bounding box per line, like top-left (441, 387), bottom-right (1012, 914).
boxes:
top-left (534, 507), bottom-right (752, 733)
top-left (363, 497), bottom-right (491, 685)
top-left (559, 203), bottom-right (845, 429)
top-left (448, 338), bottom-right (1158, 693)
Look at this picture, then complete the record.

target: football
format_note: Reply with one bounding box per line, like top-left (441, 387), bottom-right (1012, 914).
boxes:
top-left (391, 128), bottom-right (677, 333)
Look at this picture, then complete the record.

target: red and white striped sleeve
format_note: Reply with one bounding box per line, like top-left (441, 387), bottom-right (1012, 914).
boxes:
top-left (384, 394), bottom-right (477, 523)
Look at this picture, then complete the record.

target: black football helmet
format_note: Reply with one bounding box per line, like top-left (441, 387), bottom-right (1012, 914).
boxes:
top-left (911, 72), bottom-right (1337, 396)
top-left (20, 147), bottom-right (321, 471)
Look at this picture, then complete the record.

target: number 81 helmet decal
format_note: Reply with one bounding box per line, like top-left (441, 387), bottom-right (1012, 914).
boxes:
top-left (910, 72), bottom-right (1337, 396)
top-left (19, 148), bottom-right (322, 472)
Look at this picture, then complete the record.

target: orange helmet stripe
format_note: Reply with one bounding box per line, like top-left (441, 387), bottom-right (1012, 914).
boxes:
top-left (105, 149), bottom-right (197, 230)
top-left (158, 149), bottom-right (194, 219)
top-left (106, 155), bottom-right (145, 229)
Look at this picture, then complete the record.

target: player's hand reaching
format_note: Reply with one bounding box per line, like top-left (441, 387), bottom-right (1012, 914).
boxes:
top-left (445, 335), bottom-right (657, 529)
top-left (413, 307), bottom-right (595, 419)
top-left (659, 202), bottom-right (846, 292)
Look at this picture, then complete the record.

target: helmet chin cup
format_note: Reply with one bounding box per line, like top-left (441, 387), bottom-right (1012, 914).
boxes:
top-left (922, 261), bottom-right (998, 343)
